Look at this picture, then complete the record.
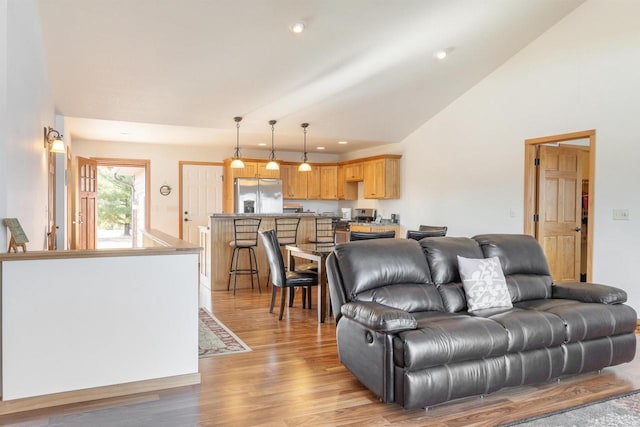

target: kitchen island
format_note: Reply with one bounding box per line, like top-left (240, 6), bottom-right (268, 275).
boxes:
top-left (205, 213), bottom-right (333, 292)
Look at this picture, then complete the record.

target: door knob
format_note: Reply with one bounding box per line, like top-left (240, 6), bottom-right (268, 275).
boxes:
top-left (575, 227), bottom-right (582, 232)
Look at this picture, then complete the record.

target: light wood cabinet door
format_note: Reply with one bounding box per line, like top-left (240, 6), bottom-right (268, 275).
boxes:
top-left (337, 166), bottom-right (345, 199)
top-left (343, 163), bottom-right (363, 181)
top-left (232, 161), bottom-right (258, 178)
top-left (363, 158), bottom-right (400, 199)
top-left (257, 162), bottom-right (281, 178)
top-left (320, 166), bottom-right (338, 200)
top-left (307, 167), bottom-right (321, 199)
top-left (337, 165), bottom-right (357, 200)
top-left (281, 164), bottom-right (308, 199)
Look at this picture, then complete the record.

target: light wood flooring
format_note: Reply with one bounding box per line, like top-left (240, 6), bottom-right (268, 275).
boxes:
top-left (2, 288), bottom-right (640, 426)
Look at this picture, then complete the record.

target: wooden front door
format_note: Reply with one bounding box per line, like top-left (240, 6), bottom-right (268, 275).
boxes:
top-left (77, 157), bottom-right (97, 249)
top-left (180, 163), bottom-right (223, 245)
top-left (537, 145), bottom-right (583, 282)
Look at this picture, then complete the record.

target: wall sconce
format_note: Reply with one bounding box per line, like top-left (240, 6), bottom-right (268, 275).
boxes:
top-left (44, 127), bottom-right (66, 153)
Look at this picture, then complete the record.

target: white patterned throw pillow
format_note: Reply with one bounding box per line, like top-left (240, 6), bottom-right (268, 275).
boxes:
top-left (457, 256), bottom-right (512, 312)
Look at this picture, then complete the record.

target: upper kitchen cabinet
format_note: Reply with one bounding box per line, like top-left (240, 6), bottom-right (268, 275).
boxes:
top-left (257, 162), bottom-right (281, 179)
top-left (343, 162), bottom-right (363, 182)
top-left (224, 159), bottom-right (281, 179)
top-left (363, 156), bottom-right (401, 199)
top-left (280, 164), bottom-right (308, 200)
top-left (306, 167), bottom-right (322, 199)
top-left (319, 165), bottom-right (338, 200)
top-left (337, 165), bottom-right (357, 200)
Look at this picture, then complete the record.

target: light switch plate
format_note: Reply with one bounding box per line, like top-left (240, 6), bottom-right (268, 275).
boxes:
top-left (612, 209), bottom-right (630, 220)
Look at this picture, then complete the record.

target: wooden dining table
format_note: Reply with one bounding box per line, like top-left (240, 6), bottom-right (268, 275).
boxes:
top-left (285, 243), bottom-right (335, 323)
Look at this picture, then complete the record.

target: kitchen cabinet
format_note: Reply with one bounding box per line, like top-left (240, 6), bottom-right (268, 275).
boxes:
top-left (343, 162), bottom-right (363, 181)
top-left (363, 157), bottom-right (400, 199)
top-left (320, 165), bottom-right (338, 200)
top-left (307, 167), bottom-right (322, 199)
top-left (337, 166), bottom-right (357, 200)
top-left (257, 162), bottom-right (281, 179)
top-left (280, 164), bottom-right (308, 199)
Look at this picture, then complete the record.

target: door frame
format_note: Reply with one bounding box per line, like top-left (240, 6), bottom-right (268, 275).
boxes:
top-left (92, 157), bottom-right (152, 231)
top-left (524, 129), bottom-right (595, 281)
top-left (178, 161), bottom-right (224, 239)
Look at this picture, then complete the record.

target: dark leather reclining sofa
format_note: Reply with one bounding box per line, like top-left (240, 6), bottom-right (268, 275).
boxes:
top-left (326, 234), bottom-right (637, 409)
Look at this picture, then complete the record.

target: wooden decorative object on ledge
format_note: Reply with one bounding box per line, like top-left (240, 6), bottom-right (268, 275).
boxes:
top-left (3, 218), bottom-right (28, 253)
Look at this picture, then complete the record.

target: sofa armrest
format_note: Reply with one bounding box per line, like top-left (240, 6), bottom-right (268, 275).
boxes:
top-left (552, 282), bottom-right (627, 304)
top-left (340, 301), bottom-right (418, 332)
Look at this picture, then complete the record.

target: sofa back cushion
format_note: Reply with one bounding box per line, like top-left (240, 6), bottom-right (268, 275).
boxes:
top-left (473, 234), bottom-right (552, 302)
top-left (420, 237), bottom-right (484, 312)
top-left (333, 239), bottom-right (442, 312)
top-left (419, 237), bottom-right (484, 284)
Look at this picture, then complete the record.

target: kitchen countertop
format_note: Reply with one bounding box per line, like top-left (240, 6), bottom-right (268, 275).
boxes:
top-left (210, 213), bottom-right (332, 218)
top-left (349, 222), bottom-right (401, 226)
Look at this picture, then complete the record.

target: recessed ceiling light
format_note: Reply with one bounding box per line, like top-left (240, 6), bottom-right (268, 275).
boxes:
top-left (434, 50), bottom-right (447, 60)
top-left (289, 22), bottom-right (305, 34)
top-left (317, 146), bottom-right (325, 150)
top-left (258, 143), bottom-right (267, 146)
top-left (338, 141), bottom-right (348, 145)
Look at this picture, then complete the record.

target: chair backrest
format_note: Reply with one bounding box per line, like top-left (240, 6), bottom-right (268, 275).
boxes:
top-left (275, 217), bottom-right (301, 245)
top-left (406, 230), bottom-right (445, 241)
top-left (258, 229), bottom-right (286, 287)
top-left (418, 225), bottom-right (448, 237)
top-left (232, 217), bottom-right (261, 246)
top-left (314, 217), bottom-right (336, 243)
top-left (349, 230), bottom-right (396, 241)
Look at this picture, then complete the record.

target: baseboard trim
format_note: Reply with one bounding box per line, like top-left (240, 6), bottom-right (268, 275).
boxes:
top-left (0, 372), bottom-right (201, 415)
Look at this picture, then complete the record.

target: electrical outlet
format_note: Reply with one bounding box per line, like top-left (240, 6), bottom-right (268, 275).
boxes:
top-left (612, 209), bottom-right (630, 220)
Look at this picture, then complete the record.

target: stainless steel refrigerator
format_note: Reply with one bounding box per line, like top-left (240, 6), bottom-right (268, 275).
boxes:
top-left (234, 178), bottom-right (283, 214)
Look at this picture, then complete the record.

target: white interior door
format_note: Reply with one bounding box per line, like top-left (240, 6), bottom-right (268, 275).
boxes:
top-left (181, 164), bottom-right (223, 245)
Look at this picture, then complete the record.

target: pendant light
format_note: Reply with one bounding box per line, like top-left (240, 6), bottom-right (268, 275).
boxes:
top-left (265, 119), bottom-right (279, 170)
top-left (230, 116), bottom-right (245, 169)
top-left (298, 122), bottom-right (312, 172)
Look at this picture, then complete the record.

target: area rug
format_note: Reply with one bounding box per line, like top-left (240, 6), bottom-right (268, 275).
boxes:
top-left (505, 389), bottom-right (640, 426)
top-left (199, 308), bottom-right (251, 358)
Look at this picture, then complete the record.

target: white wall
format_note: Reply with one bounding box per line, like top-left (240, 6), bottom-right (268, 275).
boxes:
top-left (346, 0), bottom-right (640, 310)
top-left (0, 0), bottom-right (8, 249)
top-left (72, 140), bottom-right (339, 236)
top-left (1, 0), bottom-right (54, 250)
top-left (2, 252), bottom-right (199, 400)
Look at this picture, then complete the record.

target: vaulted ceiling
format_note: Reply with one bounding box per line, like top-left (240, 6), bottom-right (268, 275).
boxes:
top-left (38, 0), bottom-right (583, 154)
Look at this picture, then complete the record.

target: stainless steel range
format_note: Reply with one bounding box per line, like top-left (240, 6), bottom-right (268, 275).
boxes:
top-left (353, 208), bottom-right (377, 223)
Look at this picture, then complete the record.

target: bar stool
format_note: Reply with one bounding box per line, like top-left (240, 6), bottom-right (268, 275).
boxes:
top-left (275, 217), bottom-right (301, 247)
top-left (309, 217), bottom-right (336, 244)
top-left (268, 217), bottom-right (301, 288)
top-left (227, 217), bottom-right (262, 295)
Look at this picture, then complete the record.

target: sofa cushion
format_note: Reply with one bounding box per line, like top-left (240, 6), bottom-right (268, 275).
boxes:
top-left (355, 284), bottom-right (444, 313)
top-left (516, 299), bottom-right (638, 342)
top-left (437, 283), bottom-right (467, 313)
top-left (458, 256), bottom-right (512, 312)
top-left (474, 234), bottom-right (552, 302)
top-left (333, 239), bottom-right (433, 299)
top-left (420, 237), bottom-right (484, 284)
top-left (471, 308), bottom-right (566, 352)
top-left (393, 312), bottom-right (508, 370)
